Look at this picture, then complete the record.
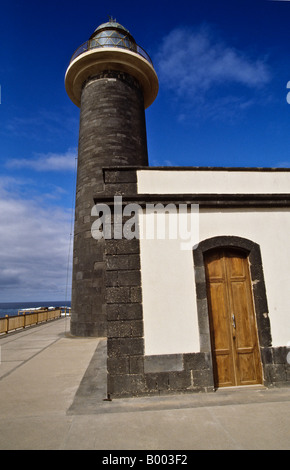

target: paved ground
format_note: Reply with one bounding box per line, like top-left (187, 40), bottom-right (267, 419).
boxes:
top-left (0, 317), bottom-right (289, 450)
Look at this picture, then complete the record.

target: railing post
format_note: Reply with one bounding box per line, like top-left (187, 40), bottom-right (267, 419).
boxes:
top-left (5, 315), bottom-right (9, 334)
top-left (23, 312), bottom-right (26, 329)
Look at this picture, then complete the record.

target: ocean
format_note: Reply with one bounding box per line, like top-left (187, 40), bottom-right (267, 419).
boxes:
top-left (0, 301), bottom-right (71, 318)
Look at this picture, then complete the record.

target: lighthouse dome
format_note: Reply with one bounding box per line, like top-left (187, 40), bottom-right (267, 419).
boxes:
top-left (66, 18), bottom-right (158, 109)
top-left (89, 19), bottom-right (137, 51)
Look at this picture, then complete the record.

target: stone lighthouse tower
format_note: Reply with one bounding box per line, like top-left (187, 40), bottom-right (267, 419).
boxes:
top-left (65, 19), bottom-right (158, 337)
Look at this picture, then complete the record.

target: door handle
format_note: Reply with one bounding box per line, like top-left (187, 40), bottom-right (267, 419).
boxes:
top-left (232, 313), bottom-right (236, 329)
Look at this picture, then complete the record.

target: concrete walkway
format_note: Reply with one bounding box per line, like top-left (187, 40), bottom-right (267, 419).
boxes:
top-left (0, 317), bottom-right (289, 450)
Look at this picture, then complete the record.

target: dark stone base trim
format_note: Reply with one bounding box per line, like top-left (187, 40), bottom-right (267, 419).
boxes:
top-left (107, 351), bottom-right (215, 398)
top-left (107, 345), bottom-right (290, 398)
top-left (144, 355), bottom-right (183, 373)
top-left (262, 346), bottom-right (290, 387)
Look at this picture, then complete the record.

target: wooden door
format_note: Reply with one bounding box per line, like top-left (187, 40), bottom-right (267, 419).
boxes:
top-left (204, 248), bottom-right (263, 388)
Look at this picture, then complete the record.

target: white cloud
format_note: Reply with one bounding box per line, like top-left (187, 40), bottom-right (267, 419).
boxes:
top-left (150, 158), bottom-right (174, 166)
top-left (155, 25), bottom-right (271, 119)
top-left (0, 178), bottom-right (73, 301)
top-left (275, 161), bottom-right (290, 167)
top-left (7, 148), bottom-right (77, 172)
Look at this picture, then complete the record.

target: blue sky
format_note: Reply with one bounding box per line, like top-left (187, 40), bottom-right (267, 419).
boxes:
top-left (1, 0), bottom-right (290, 302)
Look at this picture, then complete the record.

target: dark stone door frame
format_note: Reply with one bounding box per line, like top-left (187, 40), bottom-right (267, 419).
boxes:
top-left (193, 236), bottom-right (273, 386)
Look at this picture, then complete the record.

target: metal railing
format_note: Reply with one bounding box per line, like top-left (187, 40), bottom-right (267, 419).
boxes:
top-left (0, 307), bottom-right (71, 335)
top-left (69, 40), bottom-right (153, 65)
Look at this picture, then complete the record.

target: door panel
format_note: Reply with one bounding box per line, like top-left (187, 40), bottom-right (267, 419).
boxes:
top-left (205, 248), bottom-right (262, 388)
top-left (239, 350), bottom-right (258, 384)
top-left (207, 281), bottom-right (235, 386)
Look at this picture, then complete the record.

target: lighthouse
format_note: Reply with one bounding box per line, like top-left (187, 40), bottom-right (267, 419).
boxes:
top-left (64, 19), bottom-right (290, 399)
top-left (65, 19), bottom-right (158, 337)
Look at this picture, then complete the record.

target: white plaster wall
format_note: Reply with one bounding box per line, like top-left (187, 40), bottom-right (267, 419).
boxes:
top-left (139, 213), bottom-right (200, 356)
top-left (140, 209), bottom-right (290, 354)
top-left (137, 170), bottom-right (290, 194)
top-left (137, 169), bottom-right (290, 353)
